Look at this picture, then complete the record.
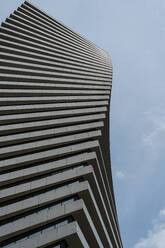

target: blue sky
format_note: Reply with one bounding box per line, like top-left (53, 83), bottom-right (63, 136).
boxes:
top-left (1, 0), bottom-right (165, 247)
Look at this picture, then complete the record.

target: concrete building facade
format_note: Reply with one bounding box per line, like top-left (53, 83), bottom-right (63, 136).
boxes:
top-left (0, 1), bottom-right (123, 247)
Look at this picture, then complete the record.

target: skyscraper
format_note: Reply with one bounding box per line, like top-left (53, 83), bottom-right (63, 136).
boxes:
top-left (0, 1), bottom-right (123, 247)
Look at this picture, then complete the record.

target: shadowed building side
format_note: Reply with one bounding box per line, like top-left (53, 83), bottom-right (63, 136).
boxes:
top-left (0, 1), bottom-right (123, 247)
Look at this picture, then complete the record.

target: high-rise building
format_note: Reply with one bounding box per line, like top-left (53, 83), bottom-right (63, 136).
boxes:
top-left (0, 1), bottom-right (123, 247)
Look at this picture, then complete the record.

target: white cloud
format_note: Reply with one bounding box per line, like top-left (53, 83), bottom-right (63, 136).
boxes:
top-left (142, 108), bottom-right (165, 154)
top-left (134, 207), bottom-right (165, 248)
top-left (142, 123), bottom-right (165, 148)
top-left (115, 170), bottom-right (125, 180)
top-left (159, 208), bottom-right (165, 217)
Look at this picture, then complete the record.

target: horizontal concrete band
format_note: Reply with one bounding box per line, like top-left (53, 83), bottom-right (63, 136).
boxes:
top-left (9, 10), bottom-right (98, 55)
top-left (0, 66), bottom-right (111, 82)
top-left (0, 121), bottom-right (104, 144)
top-left (0, 152), bottom-right (96, 185)
top-left (0, 35), bottom-right (112, 71)
top-left (0, 18), bottom-right (110, 64)
top-left (0, 147), bottom-right (118, 242)
top-left (0, 1), bottom-right (123, 247)
top-left (0, 108), bottom-right (107, 125)
top-left (0, 114), bottom-right (106, 135)
top-left (0, 164), bottom-right (118, 247)
top-left (21, 2), bottom-right (104, 51)
top-left (1, 19), bottom-right (109, 62)
top-left (0, 59), bottom-right (111, 78)
top-left (6, 11), bottom-right (107, 60)
top-left (0, 179), bottom-right (113, 247)
top-left (0, 95), bottom-right (109, 102)
top-left (6, 221), bottom-right (89, 248)
top-left (0, 102), bottom-right (108, 113)
top-left (0, 32), bottom-right (110, 69)
top-left (2, 10), bottom-right (109, 62)
top-left (0, 130), bottom-right (102, 158)
top-left (0, 140), bottom-right (100, 172)
top-left (0, 45), bottom-right (111, 73)
top-left (0, 53), bottom-right (111, 76)
top-left (0, 80), bottom-right (111, 89)
top-left (0, 200), bottom-right (104, 248)
top-left (0, 148), bottom-right (120, 247)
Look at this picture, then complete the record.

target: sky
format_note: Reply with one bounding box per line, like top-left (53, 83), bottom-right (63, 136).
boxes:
top-left (1, 0), bottom-right (165, 247)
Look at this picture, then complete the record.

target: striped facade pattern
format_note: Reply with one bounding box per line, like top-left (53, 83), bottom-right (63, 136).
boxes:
top-left (0, 1), bottom-right (123, 248)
